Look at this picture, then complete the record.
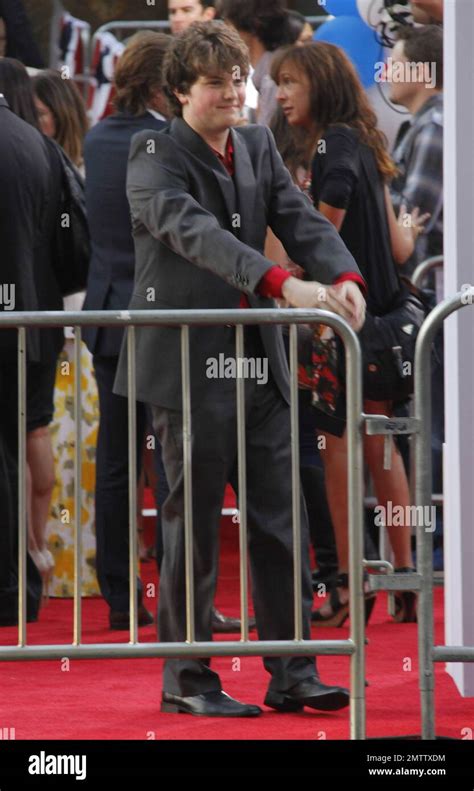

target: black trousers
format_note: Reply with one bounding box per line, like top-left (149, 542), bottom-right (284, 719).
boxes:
top-left (0, 361), bottom-right (42, 625)
top-left (151, 328), bottom-right (316, 697)
top-left (93, 355), bottom-right (168, 612)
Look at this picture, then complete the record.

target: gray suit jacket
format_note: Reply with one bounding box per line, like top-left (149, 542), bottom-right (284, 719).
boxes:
top-left (114, 118), bottom-right (362, 409)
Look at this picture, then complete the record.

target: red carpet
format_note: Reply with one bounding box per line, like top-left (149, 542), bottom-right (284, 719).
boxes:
top-left (0, 518), bottom-right (470, 740)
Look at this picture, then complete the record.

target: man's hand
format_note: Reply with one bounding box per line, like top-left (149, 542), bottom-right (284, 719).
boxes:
top-left (281, 276), bottom-right (366, 332)
top-left (332, 280), bottom-right (366, 332)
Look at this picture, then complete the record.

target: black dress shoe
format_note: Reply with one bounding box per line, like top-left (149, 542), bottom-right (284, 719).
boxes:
top-left (109, 604), bottom-right (154, 630)
top-left (264, 675), bottom-right (350, 712)
top-left (211, 607), bottom-right (256, 633)
top-left (161, 690), bottom-right (262, 717)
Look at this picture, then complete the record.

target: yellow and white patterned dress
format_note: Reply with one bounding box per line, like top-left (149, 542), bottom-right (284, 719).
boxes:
top-left (45, 332), bottom-right (100, 597)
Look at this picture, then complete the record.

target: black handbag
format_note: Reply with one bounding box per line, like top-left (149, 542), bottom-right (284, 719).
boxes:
top-left (47, 139), bottom-right (91, 296)
top-left (358, 278), bottom-right (430, 402)
top-left (354, 146), bottom-right (430, 402)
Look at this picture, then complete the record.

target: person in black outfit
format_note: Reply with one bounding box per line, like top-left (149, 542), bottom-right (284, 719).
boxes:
top-left (0, 0), bottom-right (43, 67)
top-left (0, 89), bottom-right (63, 624)
top-left (82, 32), bottom-right (173, 630)
top-left (273, 41), bottom-right (429, 625)
top-left (0, 58), bottom-right (67, 605)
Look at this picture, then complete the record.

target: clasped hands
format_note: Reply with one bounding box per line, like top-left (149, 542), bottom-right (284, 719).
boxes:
top-left (281, 276), bottom-right (366, 332)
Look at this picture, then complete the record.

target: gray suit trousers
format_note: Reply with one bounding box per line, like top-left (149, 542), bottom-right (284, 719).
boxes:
top-left (151, 327), bottom-right (317, 697)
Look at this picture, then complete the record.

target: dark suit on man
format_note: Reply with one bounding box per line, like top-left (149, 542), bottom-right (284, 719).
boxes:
top-left (0, 95), bottom-right (51, 623)
top-left (114, 118), bottom-right (362, 697)
top-left (83, 111), bottom-right (167, 614)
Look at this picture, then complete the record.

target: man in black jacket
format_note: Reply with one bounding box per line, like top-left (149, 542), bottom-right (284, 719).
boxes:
top-left (0, 0), bottom-right (43, 67)
top-left (83, 32), bottom-right (171, 631)
top-left (0, 94), bottom-right (51, 624)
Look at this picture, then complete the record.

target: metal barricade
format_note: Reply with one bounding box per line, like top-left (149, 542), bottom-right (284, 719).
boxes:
top-left (90, 15), bottom-right (326, 50)
top-left (90, 19), bottom-right (169, 56)
top-left (412, 255), bottom-right (444, 290)
top-left (414, 288), bottom-right (474, 740)
top-left (0, 307), bottom-right (367, 738)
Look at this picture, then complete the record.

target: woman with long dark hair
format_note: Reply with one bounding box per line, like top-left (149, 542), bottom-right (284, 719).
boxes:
top-left (273, 42), bottom-right (429, 625)
top-left (32, 69), bottom-right (88, 171)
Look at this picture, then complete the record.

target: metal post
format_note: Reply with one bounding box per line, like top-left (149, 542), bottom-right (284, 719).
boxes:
top-left (344, 322), bottom-right (366, 740)
top-left (235, 325), bottom-right (249, 640)
top-left (17, 328), bottom-right (27, 646)
top-left (289, 324), bottom-right (303, 641)
top-left (411, 256), bottom-right (444, 290)
top-left (181, 325), bottom-right (195, 643)
top-left (73, 328), bottom-right (83, 645)
top-left (415, 315), bottom-right (435, 740)
top-left (127, 327), bottom-right (138, 644)
top-left (414, 290), bottom-right (474, 739)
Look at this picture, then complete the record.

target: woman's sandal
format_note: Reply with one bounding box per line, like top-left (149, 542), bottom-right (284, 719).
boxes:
top-left (311, 572), bottom-right (377, 627)
top-left (393, 567), bottom-right (418, 623)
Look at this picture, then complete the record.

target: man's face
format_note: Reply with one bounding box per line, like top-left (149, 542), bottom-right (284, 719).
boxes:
top-left (176, 71), bottom-right (246, 137)
top-left (168, 1), bottom-right (214, 36)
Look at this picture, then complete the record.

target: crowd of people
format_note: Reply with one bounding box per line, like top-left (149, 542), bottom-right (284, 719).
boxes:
top-left (0, 0), bottom-right (444, 717)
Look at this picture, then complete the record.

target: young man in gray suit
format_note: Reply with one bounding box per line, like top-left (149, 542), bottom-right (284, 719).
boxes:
top-left (115, 22), bottom-right (366, 718)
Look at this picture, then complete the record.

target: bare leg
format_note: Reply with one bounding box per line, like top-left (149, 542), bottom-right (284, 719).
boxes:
top-left (315, 401), bottom-right (412, 619)
top-left (317, 430), bottom-right (351, 612)
top-left (319, 431), bottom-right (349, 573)
top-left (26, 427), bottom-right (55, 553)
top-left (26, 463), bottom-right (41, 554)
top-left (364, 400), bottom-right (413, 569)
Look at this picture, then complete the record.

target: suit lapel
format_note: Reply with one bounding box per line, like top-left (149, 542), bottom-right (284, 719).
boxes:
top-left (171, 118), bottom-right (237, 227)
top-left (230, 128), bottom-right (257, 243)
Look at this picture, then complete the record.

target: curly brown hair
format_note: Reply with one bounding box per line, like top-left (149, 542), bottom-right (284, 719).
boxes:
top-left (162, 21), bottom-right (249, 117)
top-left (271, 42), bottom-right (397, 181)
top-left (114, 31), bottom-right (171, 116)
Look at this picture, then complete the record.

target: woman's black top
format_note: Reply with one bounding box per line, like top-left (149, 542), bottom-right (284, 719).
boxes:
top-left (310, 124), bottom-right (402, 316)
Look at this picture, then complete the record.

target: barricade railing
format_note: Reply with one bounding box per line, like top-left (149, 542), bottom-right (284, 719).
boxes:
top-left (412, 255), bottom-right (444, 290)
top-left (414, 289), bottom-right (474, 739)
top-left (0, 307), bottom-right (367, 738)
top-left (371, 255), bottom-right (446, 569)
top-left (90, 14), bottom-right (326, 44)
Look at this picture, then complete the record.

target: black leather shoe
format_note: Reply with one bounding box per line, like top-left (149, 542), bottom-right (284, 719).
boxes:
top-left (264, 675), bottom-right (350, 712)
top-left (212, 607), bottom-right (256, 633)
top-left (161, 690), bottom-right (262, 717)
top-left (109, 604), bottom-right (154, 630)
